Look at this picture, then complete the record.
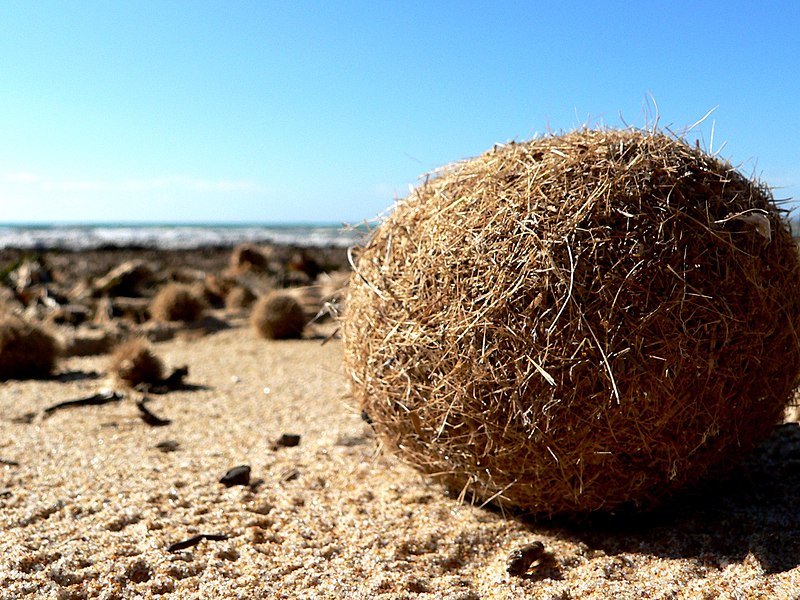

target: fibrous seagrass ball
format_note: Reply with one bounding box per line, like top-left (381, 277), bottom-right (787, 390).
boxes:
top-left (225, 285), bottom-right (257, 311)
top-left (251, 291), bottom-right (306, 339)
top-left (344, 128), bottom-right (800, 516)
top-left (0, 314), bottom-right (58, 380)
top-left (149, 283), bottom-right (206, 322)
top-left (229, 244), bottom-right (269, 274)
top-left (109, 339), bottom-right (164, 388)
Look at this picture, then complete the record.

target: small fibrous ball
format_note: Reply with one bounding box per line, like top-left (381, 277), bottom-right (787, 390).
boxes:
top-left (344, 128), bottom-right (800, 516)
top-left (251, 291), bottom-right (306, 340)
top-left (149, 283), bottom-right (206, 322)
top-left (203, 274), bottom-right (237, 308)
top-left (108, 339), bottom-right (164, 387)
top-left (229, 244), bottom-right (269, 274)
top-left (0, 314), bottom-right (58, 380)
top-left (225, 285), bottom-right (257, 311)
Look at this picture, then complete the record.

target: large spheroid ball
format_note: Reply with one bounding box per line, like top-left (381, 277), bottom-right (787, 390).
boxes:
top-left (344, 128), bottom-right (800, 515)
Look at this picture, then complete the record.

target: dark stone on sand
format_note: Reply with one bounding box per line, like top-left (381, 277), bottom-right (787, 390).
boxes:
top-left (219, 464), bottom-right (251, 487)
top-left (506, 541), bottom-right (545, 576)
top-left (275, 433), bottom-right (301, 448)
top-left (154, 440), bottom-right (180, 453)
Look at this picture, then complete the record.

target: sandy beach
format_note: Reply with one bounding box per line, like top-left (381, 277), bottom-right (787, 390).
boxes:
top-left (2, 246), bottom-right (800, 599)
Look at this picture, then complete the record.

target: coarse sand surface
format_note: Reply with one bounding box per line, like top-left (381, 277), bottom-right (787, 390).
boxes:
top-left (2, 326), bottom-right (800, 599)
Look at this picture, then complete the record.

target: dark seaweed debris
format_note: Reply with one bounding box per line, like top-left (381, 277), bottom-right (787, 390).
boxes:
top-left (167, 533), bottom-right (228, 552)
top-left (136, 398), bottom-right (171, 426)
top-left (43, 391), bottom-right (124, 415)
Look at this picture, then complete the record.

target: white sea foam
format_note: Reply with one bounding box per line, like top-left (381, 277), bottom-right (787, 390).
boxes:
top-left (0, 224), bottom-right (366, 250)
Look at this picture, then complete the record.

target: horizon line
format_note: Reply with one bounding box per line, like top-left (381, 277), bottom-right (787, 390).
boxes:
top-left (0, 220), bottom-right (363, 227)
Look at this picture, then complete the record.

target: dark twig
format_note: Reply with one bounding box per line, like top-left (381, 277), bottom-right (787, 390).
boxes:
top-left (43, 391), bottom-right (124, 415)
top-left (135, 397), bottom-right (171, 427)
top-left (167, 533), bottom-right (228, 553)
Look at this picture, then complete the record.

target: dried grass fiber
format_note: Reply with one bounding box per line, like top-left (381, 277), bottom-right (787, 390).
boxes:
top-left (251, 291), bottom-right (306, 340)
top-left (344, 128), bottom-right (800, 515)
top-left (0, 314), bottom-right (58, 380)
top-left (149, 283), bottom-right (206, 323)
top-left (108, 339), bottom-right (164, 388)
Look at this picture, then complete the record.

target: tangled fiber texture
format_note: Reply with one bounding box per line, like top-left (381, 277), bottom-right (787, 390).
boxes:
top-left (108, 339), bottom-right (164, 388)
top-left (251, 291), bottom-right (306, 340)
top-left (344, 128), bottom-right (800, 515)
top-left (149, 283), bottom-right (206, 323)
top-left (0, 314), bottom-right (58, 380)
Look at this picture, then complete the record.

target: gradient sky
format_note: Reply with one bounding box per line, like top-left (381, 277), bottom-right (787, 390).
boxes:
top-left (1, 1), bottom-right (798, 224)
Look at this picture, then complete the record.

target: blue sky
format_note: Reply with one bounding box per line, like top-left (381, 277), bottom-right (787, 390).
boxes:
top-left (1, 1), bottom-right (798, 224)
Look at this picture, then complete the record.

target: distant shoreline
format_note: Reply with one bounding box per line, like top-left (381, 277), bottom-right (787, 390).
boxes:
top-left (0, 221), bottom-right (357, 228)
top-left (0, 223), bottom-right (368, 251)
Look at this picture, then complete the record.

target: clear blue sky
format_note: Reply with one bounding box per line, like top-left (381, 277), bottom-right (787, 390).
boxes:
top-left (1, 1), bottom-right (798, 224)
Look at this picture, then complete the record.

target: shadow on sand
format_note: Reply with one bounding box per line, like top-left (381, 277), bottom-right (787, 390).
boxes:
top-left (519, 422), bottom-right (800, 575)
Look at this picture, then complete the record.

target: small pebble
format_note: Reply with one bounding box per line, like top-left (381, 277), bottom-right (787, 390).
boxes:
top-left (154, 440), bottom-right (180, 453)
top-left (506, 541), bottom-right (545, 576)
top-left (274, 433), bottom-right (301, 448)
top-left (11, 412), bottom-right (36, 425)
top-left (219, 464), bottom-right (251, 487)
top-left (280, 468), bottom-right (300, 482)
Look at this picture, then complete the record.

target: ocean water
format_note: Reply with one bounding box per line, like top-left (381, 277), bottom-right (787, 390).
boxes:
top-left (0, 223), bottom-right (368, 250)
